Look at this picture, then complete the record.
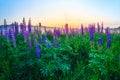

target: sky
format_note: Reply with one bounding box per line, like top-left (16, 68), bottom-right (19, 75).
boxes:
top-left (0, 0), bottom-right (120, 28)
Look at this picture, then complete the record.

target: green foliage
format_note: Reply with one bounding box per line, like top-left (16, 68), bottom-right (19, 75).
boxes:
top-left (0, 33), bottom-right (120, 80)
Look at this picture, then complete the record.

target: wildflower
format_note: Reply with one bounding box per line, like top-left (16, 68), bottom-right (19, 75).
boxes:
top-left (98, 38), bottom-right (102, 47)
top-left (20, 23), bottom-right (24, 34)
top-left (28, 18), bottom-right (31, 33)
top-left (22, 17), bottom-right (26, 31)
top-left (43, 34), bottom-right (47, 43)
top-left (10, 28), bottom-right (16, 47)
top-left (107, 39), bottom-right (111, 48)
top-left (89, 25), bottom-right (94, 41)
top-left (54, 39), bottom-right (59, 47)
top-left (24, 30), bottom-right (28, 42)
top-left (5, 28), bottom-right (9, 42)
top-left (35, 38), bottom-right (40, 57)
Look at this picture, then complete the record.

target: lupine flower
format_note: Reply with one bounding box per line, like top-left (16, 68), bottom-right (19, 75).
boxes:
top-left (28, 18), bottom-right (32, 33)
top-left (10, 28), bottom-right (16, 47)
top-left (23, 17), bottom-right (26, 31)
top-left (43, 34), bottom-right (47, 43)
top-left (105, 27), bottom-right (111, 40)
top-left (5, 28), bottom-right (9, 42)
top-left (81, 24), bottom-right (84, 36)
top-left (98, 38), bottom-right (102, 47)
top-left (70, 28), bottom-right (75, 35)
top-left (24, 30), bottom-right (28, 42)
top-left (54, 28), bottom-right (61, 38)
top-left (35, 38), bottom-right (40, 57)
top-left (107, 39), bottom-right (111, 48)
top-left (89, 25), bottom-right (94, 41)
top-left (73, 29), bottom-right (77, 36)
top-left (54, 39), bottom-right (59, 47)
top-left (20, 23), bottom-right (24, 34)
top-left (105, 27), bottom-right (110, 35)
top-left (28, 36), bottom-right (32, 49)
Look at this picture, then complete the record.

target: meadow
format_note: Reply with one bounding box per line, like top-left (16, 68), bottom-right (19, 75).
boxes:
top-left (0, 20), bottom-right (120, 80)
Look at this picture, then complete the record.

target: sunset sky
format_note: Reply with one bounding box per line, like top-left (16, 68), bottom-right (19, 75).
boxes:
top-left (0, 0), bottom-right (120, 28)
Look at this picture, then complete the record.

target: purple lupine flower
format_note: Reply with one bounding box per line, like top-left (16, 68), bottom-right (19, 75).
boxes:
top-left (54, 28), bottom-right (61, 38)
top-left (89, 25), bottom-right (94, 41)
top-left (81, 24), bottom-right (84, 36)
top-left (35, 38), bottom-right (40, 57)
top-left (22, 17), bottom-right (26, 31)
top-left (28, 18), bottom-right (32, 33)
top-left (5, 28), bottom-right (9, 42)
top-left (43, 34), bottom-right (47, 43)
top-left (20, 23), bottom-right (24, 34)
top-left (105, 27), bottom-right (111, 39)
top-left (10, 28), bottom-right (16, 47)
top-left (107, 39), bottom-right (111, 48)
top-left (24, 30), bottom-right (28, 42)
top-left (28, 36), bottom-right (32, 49)
top-left (70, 28), bottom-right (74, 34)
top-left (54, 39), bottom-right (59, 47)
top-left (98, 38), bottom-right (102, 47)
top-left (14, 22), bottom-right (19, 34)
top-left (73, 29), bottom-right (77, 36)
top-left (105, 27), bottom-right (110, 35)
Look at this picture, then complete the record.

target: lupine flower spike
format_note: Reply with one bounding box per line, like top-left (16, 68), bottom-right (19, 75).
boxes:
top-left (98, 38), bottom-right (102, 53)
top-left (28, 18), bottom-right (32, 34)
top-left (35, 38), bottom-right (40, 58)
top-left (10, 28), bottom-right (16, 47)
top-left (98, 38), bottom-right (102, 47)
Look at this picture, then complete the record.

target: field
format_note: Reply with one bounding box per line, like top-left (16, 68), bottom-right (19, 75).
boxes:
top-left (0, 22), bottom-right (120, 80)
